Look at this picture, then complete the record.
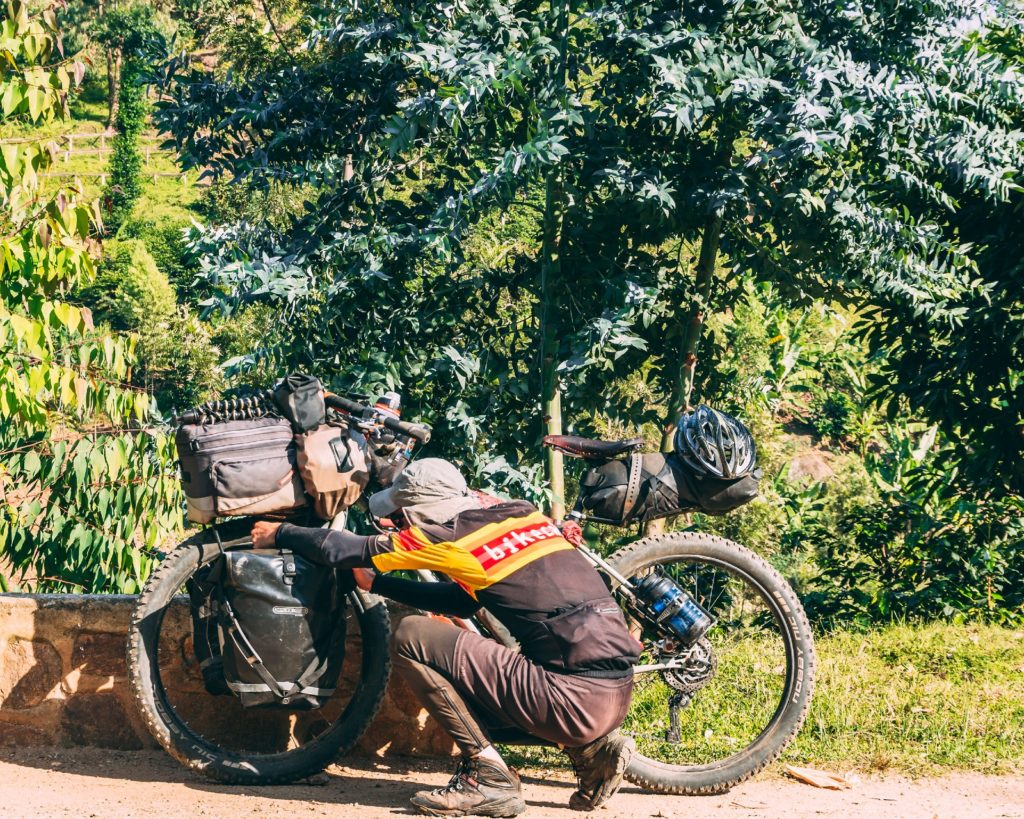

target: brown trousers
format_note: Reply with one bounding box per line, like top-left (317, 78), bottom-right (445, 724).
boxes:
top-left (390, 614), bottom-right (634, 756)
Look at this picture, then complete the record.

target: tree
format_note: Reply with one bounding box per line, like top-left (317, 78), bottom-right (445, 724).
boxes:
top-left (93, 3), bottom-right (162, 231)
top-left (866, 24), bottom-right (1024, 494)
top-left (158, 0), bottom-right (1023, 509)
top-left (0, 0), bottom-right (180, 592)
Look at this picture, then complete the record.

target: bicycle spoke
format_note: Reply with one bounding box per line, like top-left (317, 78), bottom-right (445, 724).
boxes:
top-left (621, 556), bottom-right (790, 766)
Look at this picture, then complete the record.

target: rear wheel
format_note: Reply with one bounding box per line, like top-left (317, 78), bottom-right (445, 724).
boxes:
top-left (608, 531), bottom-right (815, 795)
top-left (126, 519), bottom-right (391, 784)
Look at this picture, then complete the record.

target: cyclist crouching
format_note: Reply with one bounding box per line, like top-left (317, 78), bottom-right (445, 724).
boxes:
top-left (251, 458), bottom-right (640, 817)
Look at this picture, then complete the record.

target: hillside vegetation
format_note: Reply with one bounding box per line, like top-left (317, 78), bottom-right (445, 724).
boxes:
top-left (0, 0), bottom-right (1022, 773)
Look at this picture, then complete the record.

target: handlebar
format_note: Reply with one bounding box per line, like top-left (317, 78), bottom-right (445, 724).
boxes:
top-left (324, 392), bottom-right (432, 444)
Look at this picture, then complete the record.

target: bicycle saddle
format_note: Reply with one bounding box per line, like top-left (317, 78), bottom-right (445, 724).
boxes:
top-left (543, 434), bottom-right (645, 460)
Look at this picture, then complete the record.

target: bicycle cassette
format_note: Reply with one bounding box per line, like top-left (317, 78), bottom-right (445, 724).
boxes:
top-left (662, 637), bottom-right (717, 695)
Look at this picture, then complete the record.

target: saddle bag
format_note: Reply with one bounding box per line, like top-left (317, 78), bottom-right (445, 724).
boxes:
top-left (175, 417), bottom-right (308, 524)
top-left (188, 549), bottom-right (347, 709)
top-left (579, 452), bottom-right (760, 525)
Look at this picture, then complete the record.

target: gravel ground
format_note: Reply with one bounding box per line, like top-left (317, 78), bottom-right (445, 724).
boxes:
top-left (0, 748), bottom-right (1021, 818)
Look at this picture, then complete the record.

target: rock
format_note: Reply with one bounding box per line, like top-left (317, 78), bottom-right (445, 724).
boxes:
top-left (0, 638), bottom-right (62, 709)
top-left (0, 720), bottom-right (57, 746)
top-left (60, 694), bottom-right (144, 750)
top-left (788, 450), bottom-right (834, 482)
top-left (72, 633), bottom-right (126, 679)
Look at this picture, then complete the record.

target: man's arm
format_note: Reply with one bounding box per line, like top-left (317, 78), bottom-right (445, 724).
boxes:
top-left (371, 574), bottom-right (481, 618)
top-left (273, 522), bottom-right (387, 569)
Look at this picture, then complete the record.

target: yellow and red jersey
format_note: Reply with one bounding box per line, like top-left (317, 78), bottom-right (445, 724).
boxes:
top-left (277, 500), bottom-right (640, 673)
top-left (373, 508), bottom-right (575, 596)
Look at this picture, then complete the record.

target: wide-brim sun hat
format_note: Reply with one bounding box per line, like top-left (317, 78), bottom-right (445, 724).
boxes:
top-left (368, 458), bottom-right (482, 525)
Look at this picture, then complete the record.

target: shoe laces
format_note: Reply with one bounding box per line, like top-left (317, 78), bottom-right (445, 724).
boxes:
top-left (565, 752), bottom-right (586, 795)
top-left (434, 758), bottom-right (473, 795)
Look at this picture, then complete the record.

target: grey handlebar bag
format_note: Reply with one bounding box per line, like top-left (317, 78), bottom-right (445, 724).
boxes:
top-left (176, 417), bottom-right (308, 524)
top-left (189, 549), bottom-right (347, 710)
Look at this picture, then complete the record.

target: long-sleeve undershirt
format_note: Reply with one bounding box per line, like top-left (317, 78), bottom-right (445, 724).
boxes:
top-left (276, 522), bottom-right (481, 617)
top-left (276, 522), bottom-right (383, 569)
top-left (371, 574), bottom-right (481, 618)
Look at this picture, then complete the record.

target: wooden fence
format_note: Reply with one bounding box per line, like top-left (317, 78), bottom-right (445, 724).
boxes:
top-left (1, 131), bottom-right (169, 167)
top-left (38, 171), bottom-right (191, 187)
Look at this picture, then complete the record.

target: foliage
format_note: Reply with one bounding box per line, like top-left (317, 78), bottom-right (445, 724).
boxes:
top-left (155, 0), bottom-right (1024, 504)
top-left (76, 238), bottom-right (223, 410)
top-left (103, 70), bottom-right (146, 231)
top-left (118, 215), bottom-right (196, 291)
top-left (138, 306), bottom-right (225, 410)
top-left (805, 426), bottom-right (1024, 626)
top-left (863, 22), bottom-right (1024, 496)
top-left (78, 239), bottom-right (177, 331)
top-left (0, 0), bottom-right (180, 593)
top-left (94, 2), bottom-right (162, 232)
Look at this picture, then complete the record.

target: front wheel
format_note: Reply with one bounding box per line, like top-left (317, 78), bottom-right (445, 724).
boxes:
top-left (608, 531), bottom-right (815, 795)
top-left (126, 519), bottom-right (392, 784)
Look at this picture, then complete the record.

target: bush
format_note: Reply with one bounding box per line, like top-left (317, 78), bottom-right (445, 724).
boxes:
top-left (805, 426), bottom-right (1024, 626)
top-left (119, 216), bottom-right (196, 291)
top-left (76, 239), bottom-right (223, 410)
top-left (140, 309), bottom-right (226, 410)
top-left (79, 239), bottom-right (177, 331)
top-left (103, 69), bottom-right (147, 232)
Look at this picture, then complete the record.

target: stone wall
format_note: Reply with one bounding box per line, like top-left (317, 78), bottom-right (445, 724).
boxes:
top-left (0, 594), bottom-right (454, 756)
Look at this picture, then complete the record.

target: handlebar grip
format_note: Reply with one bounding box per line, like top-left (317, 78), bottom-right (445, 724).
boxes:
top-left (384, 417), bottom-right (432, 444)
top-left (324, 393), bottom-right (432, 443)
top-left (324, 393), bottom-right (369, 416)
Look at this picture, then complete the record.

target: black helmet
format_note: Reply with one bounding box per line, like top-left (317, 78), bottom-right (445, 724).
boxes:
top-left (674, 405), bottom-right (756, 479)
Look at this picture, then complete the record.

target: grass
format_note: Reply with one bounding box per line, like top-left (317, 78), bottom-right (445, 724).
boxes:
top-left (785, 622), bottom-right (1024, 774)
top-left (503, 622), bottom-right (1024, 776)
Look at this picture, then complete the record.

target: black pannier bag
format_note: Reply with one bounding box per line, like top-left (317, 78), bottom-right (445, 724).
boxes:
top-left (579, 452), bottom-right (761, 525)
top-left (175, 416), bottom-right (308, 524)
top-left (188, 549), bottom-right (347, 709)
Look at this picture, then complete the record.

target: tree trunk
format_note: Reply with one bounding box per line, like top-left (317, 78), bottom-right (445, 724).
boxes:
top-left (659, 208), bottom-right (725, 451)
top-left (537, 0), bottom-right (571, 521)
top-left (105, 50), bottom-right (122, 131)
top-left (644, 210), bottom-right (724, 537)
top-left (540, 171), bottom-right (566, 521)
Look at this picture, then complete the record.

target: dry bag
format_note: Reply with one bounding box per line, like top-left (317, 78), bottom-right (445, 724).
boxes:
top-left (296, 425), bottom-right (370, 520)
top-left (579, 452), bottom-right (760, 525)
top-left (192, 548), bottom-right (348, 710)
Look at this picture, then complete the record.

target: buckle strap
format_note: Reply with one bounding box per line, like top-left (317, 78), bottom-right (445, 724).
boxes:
top-left (220, 599), bottom-right (291, 700)
top-left (622, 454), bottom-right (644, 522)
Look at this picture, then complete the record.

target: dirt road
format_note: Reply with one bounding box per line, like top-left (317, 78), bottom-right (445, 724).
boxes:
top-left (0, 748), bottom-right (1020, 818)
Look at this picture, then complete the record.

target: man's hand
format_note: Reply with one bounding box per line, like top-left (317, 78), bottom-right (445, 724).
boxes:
top-left (561, 519), bottom-right (584, 547)
top-left (251, 520), bottom-right (282, 549)
top-left (352, 567), bottom-right (375, 591)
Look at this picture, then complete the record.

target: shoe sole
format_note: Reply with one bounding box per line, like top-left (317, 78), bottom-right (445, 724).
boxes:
top-left (569, 735), bottom-right (636, 812)
top-left (409, 794), bottom-right (527, 817)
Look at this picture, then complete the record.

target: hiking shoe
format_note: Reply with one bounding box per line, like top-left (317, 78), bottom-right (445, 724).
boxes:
top-left (410, 757), bottom-right (526, 817)
top-left (564, 729), bottom-right (636, 811)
